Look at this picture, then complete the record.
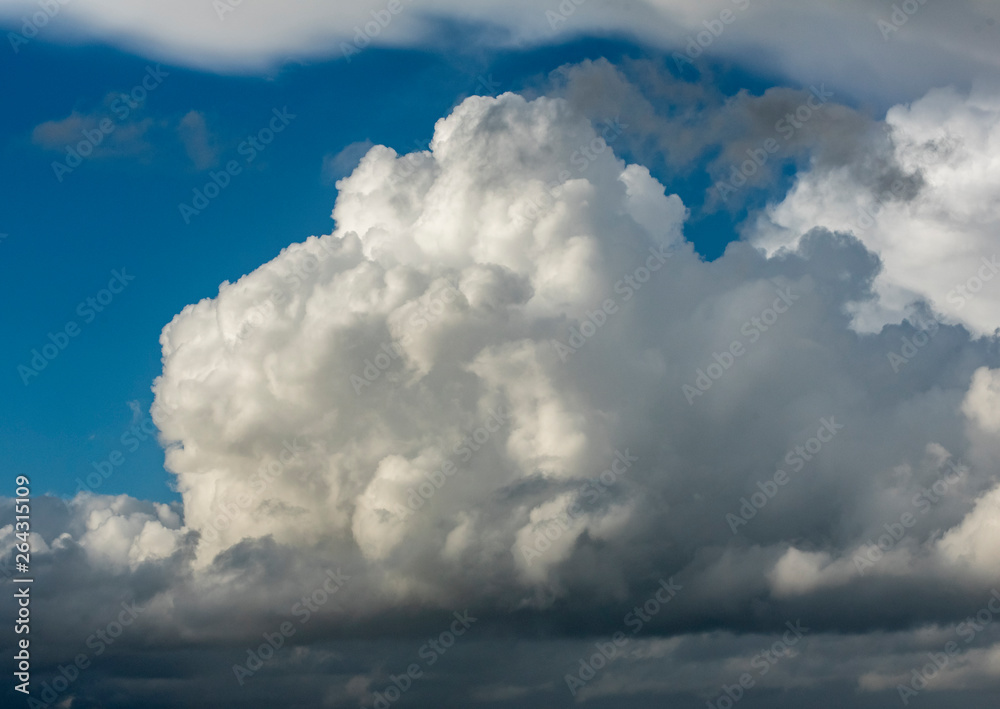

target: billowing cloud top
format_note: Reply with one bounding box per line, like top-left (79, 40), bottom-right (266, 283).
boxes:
top-left (153, 93), bottom-right (688, 593)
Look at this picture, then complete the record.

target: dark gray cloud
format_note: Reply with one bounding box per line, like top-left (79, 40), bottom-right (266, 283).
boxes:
top-left (540, 58), bottom-right (922, 214)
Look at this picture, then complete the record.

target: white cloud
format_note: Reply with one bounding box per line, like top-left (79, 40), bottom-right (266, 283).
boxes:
top-left (153, 92), bottom-right (686, 578)
top-left (936, 484), bottom-right (1000, 581)
top-left (962, 366), bottom-right (1000, 433)
top-left (749, 85), bottom-right (1000, 336)
top-left (138, 88), bottom-right (1000, 620)
top-left (3, 1), bottom-right (1000, 103)
top-left (0, 493), bottom-right (184, 572)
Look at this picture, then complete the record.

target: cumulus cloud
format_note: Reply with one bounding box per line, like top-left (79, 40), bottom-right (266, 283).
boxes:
top-left (154, 92), bottom-right (687, 588)
top-left (749, 84), bottom-right (1000, 336)
top-left (8, 83), bottom-right (1000, 707)
top-left (140, 89), bottom-right (1000, 627)
top-left (1, 494), bottom-right (184, 574)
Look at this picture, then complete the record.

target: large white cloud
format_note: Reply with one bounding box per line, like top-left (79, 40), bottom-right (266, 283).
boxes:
top-left (154, 92), bottom-right (687, 590)
top-left (139, 88), bottom-right (1000, 620)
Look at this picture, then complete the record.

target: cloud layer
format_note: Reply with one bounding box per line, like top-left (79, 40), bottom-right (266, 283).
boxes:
top-left (3, 0), bottom-right (1000, 103)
